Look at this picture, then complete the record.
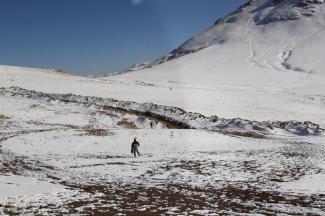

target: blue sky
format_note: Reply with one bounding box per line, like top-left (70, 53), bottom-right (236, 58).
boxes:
top-left (0, 0), bottom-right (246, 75)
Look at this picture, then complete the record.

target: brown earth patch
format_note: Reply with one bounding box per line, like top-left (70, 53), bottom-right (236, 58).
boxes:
top-left (117, 118), bottom-right (137, 129)
top-left (5, 182), bottom-right (322, 215)
top-left (212, 129), bottom-right (265, 139)
top-left (85, 128), bottom-right (111, 136)
top-left (0, 114), bottom-right (10, 125)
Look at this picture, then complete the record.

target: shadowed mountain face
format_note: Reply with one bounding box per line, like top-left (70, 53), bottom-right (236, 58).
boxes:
top-left (253, 0), bottom-right (324, 25)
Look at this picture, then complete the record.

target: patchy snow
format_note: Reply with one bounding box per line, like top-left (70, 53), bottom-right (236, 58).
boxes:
top-left (0, 86), bottom-right (324, 214)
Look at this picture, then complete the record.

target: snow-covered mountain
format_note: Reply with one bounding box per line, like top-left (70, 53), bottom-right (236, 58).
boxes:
top-left (172, 0), bottom-right (324, 54)
top-left (117, 0), bottom-right (325, 91)
top-left (126, 61), bottom-right (150, 71)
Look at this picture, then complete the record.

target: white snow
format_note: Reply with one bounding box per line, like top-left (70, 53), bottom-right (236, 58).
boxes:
top-left (281, 174), bottom-right (325, 195)
top-left (0, 175), bottom-right (66, 199)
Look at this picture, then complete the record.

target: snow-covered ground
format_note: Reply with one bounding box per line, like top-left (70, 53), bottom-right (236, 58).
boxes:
top-left (0, 83), bottom-right (324, 214)
top-left (1, 65), bottom-right (325, 128)
top-left (1, 0), bottom-right (325, 214)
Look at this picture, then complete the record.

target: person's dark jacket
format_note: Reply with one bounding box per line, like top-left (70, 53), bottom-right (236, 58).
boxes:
top-left (131, 139), bottom-right (140, 153)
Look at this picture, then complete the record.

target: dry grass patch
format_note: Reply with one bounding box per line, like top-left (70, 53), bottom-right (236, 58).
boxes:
top-left (85, 128), bottom-right (111, 136)
top-left (0, 114), bottom-right (10, 124)
top-left (117, 118), bottom-right (137, 129)
top-left (43, 183), bottom-right (324, 215)
top-left (225, 131), bottom-right (265, 139)
top-left (0, 114), bottom-right (9, 119)
top-left (213, 129), bottom-right (265, 139)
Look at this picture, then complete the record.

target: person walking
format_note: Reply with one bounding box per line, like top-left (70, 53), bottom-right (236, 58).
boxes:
top-left (131, 137), bottom-right (140, 157)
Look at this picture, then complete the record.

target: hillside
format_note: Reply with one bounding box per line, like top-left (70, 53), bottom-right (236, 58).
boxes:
top-left (116, 0), bottom-right (325, 93)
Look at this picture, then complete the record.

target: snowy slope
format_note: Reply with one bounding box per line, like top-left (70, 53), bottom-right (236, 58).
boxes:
top-left (2, 64), bottom-right (325, 127)
top-left (1, 85), bottom-right (325, 214)
top-left (116, 0), bottom-right (325, 92)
